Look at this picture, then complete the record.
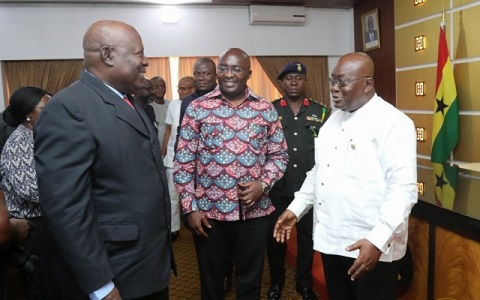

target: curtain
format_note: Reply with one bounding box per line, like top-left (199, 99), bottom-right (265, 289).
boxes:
top-left (2, 56), bottom-right (321, 107)
top-left (3, 60), bottom-right (83, 102)
top-left (250, 57), bottom-right (282, 101)
top-left (256, 56), bottom-right (330, 107)
top-left (146, 57), bottom-right (172, 100)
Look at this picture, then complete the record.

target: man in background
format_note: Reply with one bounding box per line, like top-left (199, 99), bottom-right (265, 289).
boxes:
top-left (150, 76), bottom-right (170, 149)
top-left (267, 62), bottom-right (329, 300)
top-left (274, 52), bottom-right (417, 300)
top-left (162, 76), bottom-right (195, 241)
top-left (365, 15), bottom-right (378, 43)
top-left (175, 57), bottom-right (217, 151)
top-left (174, 48), bottom-right (288, 300)
top-left (134, 77), bottom-right (156, 126)
top-left (35, 20), bottom-right (174, 300)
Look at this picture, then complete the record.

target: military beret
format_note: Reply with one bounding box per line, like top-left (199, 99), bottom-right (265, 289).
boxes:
top-left (277, 62), bottom-right (307, 80)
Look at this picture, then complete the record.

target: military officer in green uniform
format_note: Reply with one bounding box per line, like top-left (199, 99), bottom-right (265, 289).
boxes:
top-left (267, 62), bottom-right (329, 300)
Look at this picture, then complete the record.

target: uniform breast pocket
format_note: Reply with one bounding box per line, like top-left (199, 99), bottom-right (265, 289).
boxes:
top-left (305, 120), bottom-right (320, 140)
top-left (200, 122), bottom-right (224, 151)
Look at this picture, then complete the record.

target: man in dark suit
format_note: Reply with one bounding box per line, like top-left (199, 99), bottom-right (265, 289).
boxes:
top-left (34, 20), bottom-right (174, 300)
top-left (364, 15), bottom-right (378, 43)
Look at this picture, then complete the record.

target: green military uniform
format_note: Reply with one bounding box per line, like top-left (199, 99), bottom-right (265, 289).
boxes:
top-left (270, 98), bottom-right (329, 199)
top-left (267, 97), bottom-right (329, 292)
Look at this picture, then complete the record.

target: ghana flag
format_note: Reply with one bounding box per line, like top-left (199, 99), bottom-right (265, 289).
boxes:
top-left (431, 19), bottom-right (459, 209)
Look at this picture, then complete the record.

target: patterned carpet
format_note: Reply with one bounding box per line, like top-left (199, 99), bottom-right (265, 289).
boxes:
top-left (170, 224), bottom-right (313, 300)
top-left (5, 224), bottom-right (314, 299)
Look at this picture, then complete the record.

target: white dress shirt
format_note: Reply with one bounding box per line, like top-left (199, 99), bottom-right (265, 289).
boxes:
top-left (288, 94), bottom-right (417, 262)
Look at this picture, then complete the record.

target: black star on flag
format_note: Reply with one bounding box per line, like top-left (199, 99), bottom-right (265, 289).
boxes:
top-left (435, 171), bottom-right (448, 191)
top-left (435, 97), bottom-right (449, 116)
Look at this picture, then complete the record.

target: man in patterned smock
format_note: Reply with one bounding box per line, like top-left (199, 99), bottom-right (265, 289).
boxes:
top-left (174, 48), bottom-right (288, 300)
top-left (267, 62), bottom-right (329, 300)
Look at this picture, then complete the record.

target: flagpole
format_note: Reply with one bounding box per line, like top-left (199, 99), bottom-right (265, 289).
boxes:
top-left (441, 5), bottom-right (445, 29)
top-left (441, 4), bottom-right (454, 167)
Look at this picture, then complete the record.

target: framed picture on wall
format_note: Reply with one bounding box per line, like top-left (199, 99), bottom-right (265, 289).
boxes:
top-left (362, 9), bottom-right (381, 51)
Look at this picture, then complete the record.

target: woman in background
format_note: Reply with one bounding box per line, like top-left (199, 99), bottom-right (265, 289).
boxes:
top-left (0, 86), bottom-right (62, 299)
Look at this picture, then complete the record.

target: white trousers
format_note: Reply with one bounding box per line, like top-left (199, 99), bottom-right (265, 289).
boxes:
top-left (166, 167), bottom-right (180, 232)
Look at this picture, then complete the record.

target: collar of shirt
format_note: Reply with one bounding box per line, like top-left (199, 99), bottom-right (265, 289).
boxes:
top-left (209, 86), bottom-right (260, 104)
top-left (84, 69), bottom-right (124, 100)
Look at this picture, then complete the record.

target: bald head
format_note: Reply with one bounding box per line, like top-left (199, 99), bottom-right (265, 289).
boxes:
top-left (330, 52), bottom-right (375, 112)
top-left (177, 76), bottom-right (195, 100)
top-left (82, 20), bottom-right (148, 95)
top-left (337, 52), bottom-right (374, 78)
top-left (83, 20), bottom-right (138, 65)
top-left (217, 48), bottom-right (252, 102)
top-left (218, 48), bottom-right (251, 71)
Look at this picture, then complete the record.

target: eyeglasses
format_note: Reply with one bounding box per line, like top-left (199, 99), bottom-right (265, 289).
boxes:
top-left (217, 65), bottom-right (245, 74)
top-left (35, 105), bottom-right (45, 110)
top-left (328, 77), bottom-right (370, 88)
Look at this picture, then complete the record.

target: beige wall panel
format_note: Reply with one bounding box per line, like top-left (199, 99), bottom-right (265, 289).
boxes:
top-left (396, 18), bottom-right (441, 68)
top-left (435, 226), bottom-right (480, 299)
top-left (418, 166), bottom-right (480, 220)
top-left (417, 166), bottom-right (437, 206)
top-left (406, 114), bottom-right (480, 162)
top-left (454, 0), bottom-right (479, 8)
top-left (397, 67), bottom-right (436, 110)
top-left (454, 172), bottom-right (480, 219)
top-left (398, 216), bottom-right (429, 300)
top-left (455, 115), bottom-right (480, 162)
top-left (395, 0), bottom-right (445, 26)
top-left (454, 61), bottom-right (480, 111)
top-left (406, 113), bottom-right (432, 156)
top-left (453, 6), bottom-right (480, 59)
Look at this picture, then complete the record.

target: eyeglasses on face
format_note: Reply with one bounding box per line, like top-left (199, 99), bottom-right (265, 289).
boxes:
top-left (217, 65), bottom-right (245, 74)
top-left (35, 105), bottom-right (45, 110)
top-left (328, 77), bottom-right (370, 88)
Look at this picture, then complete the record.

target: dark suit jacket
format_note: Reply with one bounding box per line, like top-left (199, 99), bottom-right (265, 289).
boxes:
top-left (365, 30), bottom-right (378, 43)
top-left (34, 70), bottom-right (174, 299)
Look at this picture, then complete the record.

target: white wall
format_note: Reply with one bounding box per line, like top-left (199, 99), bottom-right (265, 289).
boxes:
top-left (0, 3), bottom-right (354, 108)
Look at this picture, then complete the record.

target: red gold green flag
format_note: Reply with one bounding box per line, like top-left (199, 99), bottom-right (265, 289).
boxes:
top-left (431, 20), bottom-right (459, 209)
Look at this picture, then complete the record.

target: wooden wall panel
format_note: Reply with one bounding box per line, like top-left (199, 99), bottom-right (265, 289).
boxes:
top-left (399, 216), bottom-right (429, 300)
top-left (435, 226), bottom-right (480, 299)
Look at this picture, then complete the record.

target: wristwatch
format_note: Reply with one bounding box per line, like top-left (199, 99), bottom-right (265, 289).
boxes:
top-left (261, 181), bottom-right (270, 193)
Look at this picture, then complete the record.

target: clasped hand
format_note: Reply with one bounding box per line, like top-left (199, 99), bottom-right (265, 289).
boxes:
top-left (237, 181), bottom-right (264, 209)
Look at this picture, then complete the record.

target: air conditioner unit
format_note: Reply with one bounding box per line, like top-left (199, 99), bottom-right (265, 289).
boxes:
top-left (249, 5), bottom-right (306, 26)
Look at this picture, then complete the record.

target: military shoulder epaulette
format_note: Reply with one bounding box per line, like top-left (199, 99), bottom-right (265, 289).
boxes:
top-left (271, 98), bottom-right (282, 104)
top-left (308, 99), bottom-right (328, 108)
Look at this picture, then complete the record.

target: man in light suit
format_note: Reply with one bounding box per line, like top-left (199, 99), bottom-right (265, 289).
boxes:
top-left (34, 20), bottom-right (174, 300)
